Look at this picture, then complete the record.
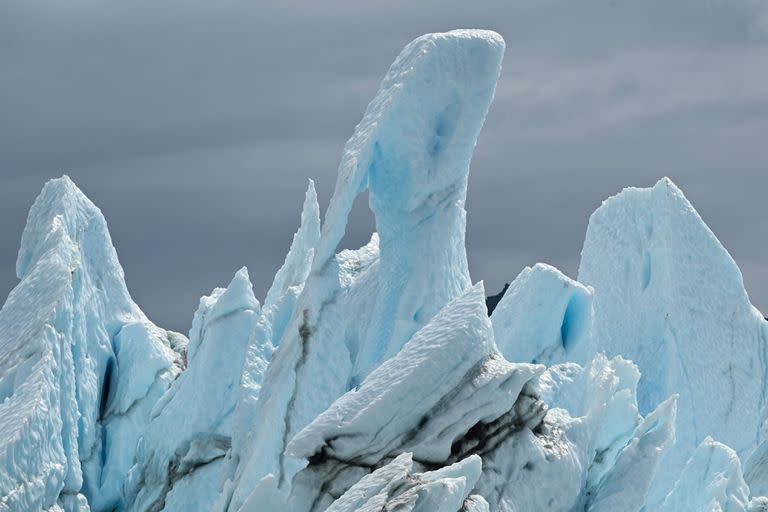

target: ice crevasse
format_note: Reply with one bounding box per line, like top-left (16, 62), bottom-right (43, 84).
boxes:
top-left (0, 28), bottom-right (767, 512)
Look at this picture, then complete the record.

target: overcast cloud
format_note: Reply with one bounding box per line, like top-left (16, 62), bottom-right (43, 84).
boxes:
top-left (1, 0), bottom-right (766, 331)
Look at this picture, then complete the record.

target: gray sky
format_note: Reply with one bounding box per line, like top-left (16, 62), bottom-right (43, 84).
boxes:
top-left (2, 0), bottom-right (766, 332)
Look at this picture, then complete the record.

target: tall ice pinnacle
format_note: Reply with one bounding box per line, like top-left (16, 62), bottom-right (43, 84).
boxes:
top-left (578, 177), bottom-right (768, 504)
top-left (223, 29), bottom-right (505, 510)
top-left (0, 176), bottom-right (185, 511)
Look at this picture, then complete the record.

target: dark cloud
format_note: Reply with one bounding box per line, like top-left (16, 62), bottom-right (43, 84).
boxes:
top-left (1, 0), bottom-right (766, 332)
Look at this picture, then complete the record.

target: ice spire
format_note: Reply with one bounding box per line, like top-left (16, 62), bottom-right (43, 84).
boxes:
top-left (228, 180), bottom-right (322, 483)
top-left (264, 179), bottom-right (321, 309)
top-left (125, 268), bottom-right (259, 512)
top-left (578, 177), bottom-right (768, 504)
top-left (223, 30), bottom-right (506, 510)
top-left (0, 176), bottom-right (184, 511)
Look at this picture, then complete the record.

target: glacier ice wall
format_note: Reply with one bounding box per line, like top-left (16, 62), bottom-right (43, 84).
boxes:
top-left (578, 177), bottom-right (768, 504)
top-left (1, 28), bottom-right (767, 512)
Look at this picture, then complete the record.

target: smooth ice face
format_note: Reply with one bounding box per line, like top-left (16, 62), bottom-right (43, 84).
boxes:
top-left (578, 177), bottom-right (768, 503)
top-left (0, 177), bottom-right (185, 511)
top-left (491, 263), bottom-right (595, 366)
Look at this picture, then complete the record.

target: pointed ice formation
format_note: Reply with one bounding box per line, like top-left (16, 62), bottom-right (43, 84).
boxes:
top-left (222, 29), bottom-right (506, 510)
top-left (659, 438), bottom-right (767, 512)
top-left (232, 180), bottom-right (320, 447)
top-left (124, 267), bottom-right (260, 512)
top-left (0, 177), bottom-right (185, 511)
top-left (578, 177), bottom-right (768, 503)
top-left (263, 180), bottom-right (321, 310)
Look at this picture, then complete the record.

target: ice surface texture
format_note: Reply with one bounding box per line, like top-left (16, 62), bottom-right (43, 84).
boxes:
top-left (578, 177), bottom-right (768, 505)
top-left (0, 177), bottom-right (185, 512)
top-left (1, 28), bottom-right (767, 512)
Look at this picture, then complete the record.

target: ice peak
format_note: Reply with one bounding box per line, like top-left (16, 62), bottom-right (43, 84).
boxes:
top-left (209, 267), bottom-right (260, 321)
top-left (0, 174), bottom-right (187, 511)
top-left (579, 176), bottom-right (767, 503)
top-left (303, 179), bottom-right (319, 223)
top-left (313, 29), bottom-right (505, 269)
top-left (16, 175), bottom-right (141, 323)
top-left (264, 180), bottom-right (320, 308)
top-left (16, 175), bottom-right (97, 278)
top-left (651, 176), bottom-right (693, 204)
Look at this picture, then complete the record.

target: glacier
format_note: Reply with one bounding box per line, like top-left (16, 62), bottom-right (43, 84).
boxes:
top-left (1, 28), bottom-right (767, 512)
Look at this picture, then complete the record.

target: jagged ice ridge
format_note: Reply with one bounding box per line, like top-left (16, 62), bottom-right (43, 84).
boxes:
top-left (0, 29), bottom-right (767, 512)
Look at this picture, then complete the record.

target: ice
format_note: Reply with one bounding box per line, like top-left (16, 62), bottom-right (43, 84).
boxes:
top-left (479, 354), bottom-right (672, 512)
top-left (578, 177), bottom-right (768, 502)
top-left (246, 284), bottom-right (675, 511)
top-left (230, 180), bottom-right (320, 462)
top-left (263, 180), bottom-right (321, 310)
top-left (124, 267), bottom-right (259, 511)
top-left (323, 453), bottom-right (416, 512)
top-left (659, 438), bottom-right (768, 512)
top-left (160, 459), bottom-right (225, 512)
top-left (324, 453), bottom-right (484, 512)
top-left (491, 263), bottom-right (595, 365)
top-left (746, 439), bottom-right (768, 498)
top-left (585, 395), bottom-right (677, 511)
top-left (285, 283), bottom-right (542, 466)
top-left (2, 29), bottom-right (767, 512)
top-left (0, 177), bottom-right (184, 511)
top-left (222, 29), bottom-right (506, 510)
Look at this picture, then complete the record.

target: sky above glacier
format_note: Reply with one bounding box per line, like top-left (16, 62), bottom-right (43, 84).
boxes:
top-left (2, 1), bottom-right (767, 331)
